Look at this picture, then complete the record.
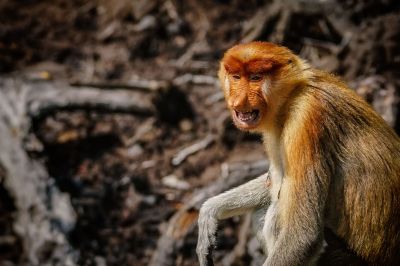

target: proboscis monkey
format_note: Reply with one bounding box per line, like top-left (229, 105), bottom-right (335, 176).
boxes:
top-left (196, 42), bottom-right (400, 266)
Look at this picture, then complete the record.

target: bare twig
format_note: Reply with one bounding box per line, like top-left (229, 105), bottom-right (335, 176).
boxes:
top-left (269, 9), bottom-right (292, 44)
top-left (173, 74), bottom-right (219, 87)
top-left (175, 1), bottom-right (210, 67)
top-left (247, 236), bottom-right (266, 266)
top-left (71, 74), bottom-right (219, 92)
top-left (222, 213), bottom-right (252, 266)
top-left (123, 117), bottom-right (156, 146)
top-left (163, 0), bottom-right (179, 21)
top-left (171, 134), bottom-right (215, 166)
top-left (70, 79), bottom-right (169, 92)
top-left (302, 38), bottom-right (341, 53)
top-left (205, 91), bottom-right (224, 105)
top-left (241, 1), bottom-right (281, 43)
top-left (27, 82), bottom-right (154, 117)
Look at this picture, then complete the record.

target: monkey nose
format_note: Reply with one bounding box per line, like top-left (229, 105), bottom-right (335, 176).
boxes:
top-left (230, 95), bottom-right (248, 111)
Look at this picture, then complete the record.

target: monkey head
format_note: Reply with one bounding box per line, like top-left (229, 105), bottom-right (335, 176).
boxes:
top-left (219, 42), bottom-right (306, 131)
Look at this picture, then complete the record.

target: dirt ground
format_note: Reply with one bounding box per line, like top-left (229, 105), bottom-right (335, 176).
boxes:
top-left (0, 0), bottom-right (399, 265)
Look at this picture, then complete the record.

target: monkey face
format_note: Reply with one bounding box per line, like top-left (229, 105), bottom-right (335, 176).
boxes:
top-left (223, 68), bottom-right (269, 131)
top-left (219, 42), bottom-right (298, 132)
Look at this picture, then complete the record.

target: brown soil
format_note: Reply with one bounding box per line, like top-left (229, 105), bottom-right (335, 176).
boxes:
top-left (0, 0), bottom-right (399, 265)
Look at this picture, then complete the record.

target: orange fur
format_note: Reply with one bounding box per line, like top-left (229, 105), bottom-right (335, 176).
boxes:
top-left (220, 42), bottom-right (400, 265)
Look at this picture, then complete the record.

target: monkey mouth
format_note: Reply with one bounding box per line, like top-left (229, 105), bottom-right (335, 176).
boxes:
top-left (233, 109), bottom-right (261, 128)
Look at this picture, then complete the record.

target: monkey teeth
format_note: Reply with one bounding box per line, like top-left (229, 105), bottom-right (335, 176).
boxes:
top-left (235, 110), bottom-right (260, 124)
top-left (237, 111), bottom-right (257, 121)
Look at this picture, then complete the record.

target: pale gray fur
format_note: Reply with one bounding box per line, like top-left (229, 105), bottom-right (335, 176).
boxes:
top-left (196, 167), bottom-right (324, 266)
top-left (197, 123), bottom-right (320, 266)
top-left (261, 78), bottom-right (271, 97)
top-left (196, 172), bottom-right (271, 266)
top-left (252, 205), bottom-right (269, 255)
top-left (224, 76), bottom-right (230, 94)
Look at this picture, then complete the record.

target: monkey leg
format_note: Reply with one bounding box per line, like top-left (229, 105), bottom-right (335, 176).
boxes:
top-left (196, 172), bottom-right (271, 266)
top-left (316, 228), bottom-right (367, 266)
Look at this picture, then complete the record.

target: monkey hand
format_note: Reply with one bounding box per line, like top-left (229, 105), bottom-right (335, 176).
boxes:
top-left (196, 174), bottom-right (271, 265)
top-left (196, 202), bottom-right (218, 266)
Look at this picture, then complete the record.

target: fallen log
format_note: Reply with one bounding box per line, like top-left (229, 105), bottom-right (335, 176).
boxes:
top-left (0, 76), bottom-right (155, 265)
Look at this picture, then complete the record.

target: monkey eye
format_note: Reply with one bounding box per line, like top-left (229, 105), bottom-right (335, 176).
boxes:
top-left (249, 74), bottom-right (263, 81)
top-left (232, 74), bottom-right (241, 80)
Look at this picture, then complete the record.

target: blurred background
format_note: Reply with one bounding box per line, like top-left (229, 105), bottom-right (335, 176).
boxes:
top-left (0, 0), bottom-right (399, 265)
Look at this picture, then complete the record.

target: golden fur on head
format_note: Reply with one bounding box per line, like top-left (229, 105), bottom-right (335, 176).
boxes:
top-left (219, 42), bottom-right (311, 131)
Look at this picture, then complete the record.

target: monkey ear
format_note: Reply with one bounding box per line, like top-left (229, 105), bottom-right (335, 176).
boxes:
top-left (218, 63), bottom-right (229, 93)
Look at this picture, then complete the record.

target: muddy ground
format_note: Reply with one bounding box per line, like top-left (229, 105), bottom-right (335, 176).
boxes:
top-left (0, 0), bottom-right (399, 265)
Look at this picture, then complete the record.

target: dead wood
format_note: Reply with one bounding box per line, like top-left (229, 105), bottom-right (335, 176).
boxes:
top-left (240, 1), bottom-right (281, 43)
top-left (172, 74), bottom-right (219, 87)
top-left (0, 76), bottom-right (156, 265)
top-left (221, 213), bottom-right (252, 266)
top-left (71, 74), bottom-right (219, 92)
top-left (268, 8), bottom-right (292, 44)
top-left (171, 134), bottom-right (215, 166)
top-left (70, 79), bottom-right (169, 92)
top-left (27, 82), bottom-right (154, 118)
top-left (0, 78), bottom-right (77, 265)
top-left (175, 1), bottom-right (210, 67)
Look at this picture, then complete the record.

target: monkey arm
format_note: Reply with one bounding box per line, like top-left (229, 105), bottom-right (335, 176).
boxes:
top-left (196, 172), bottom-right (271, 266)
top-left (263, 175), bottom-right (328, 266)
